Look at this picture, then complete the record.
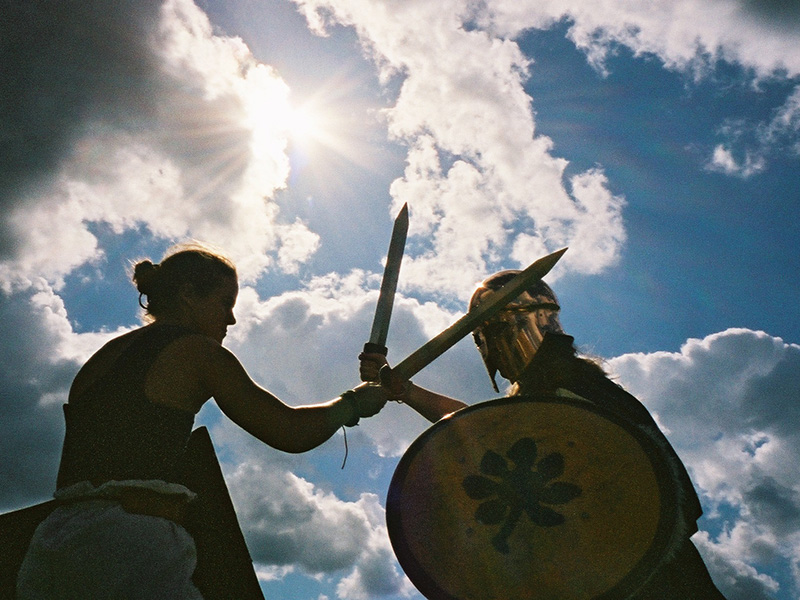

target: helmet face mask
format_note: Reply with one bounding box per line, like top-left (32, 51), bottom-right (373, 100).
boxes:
top-left (470, 273), bottom-right (563, 390)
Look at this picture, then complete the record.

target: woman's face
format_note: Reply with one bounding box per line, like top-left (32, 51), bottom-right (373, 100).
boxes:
top-left (183, 275), bottom-right (239, 343)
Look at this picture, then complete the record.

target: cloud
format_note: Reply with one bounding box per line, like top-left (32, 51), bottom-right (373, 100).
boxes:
top-left (0, 254), bottom-right (482, 501)
top-left (706, 86), bottom-right (800, 178)
top-left (707, 144), bottom-right (766, 178)
top-left (480, 0), bottom-right (800, 78)
top-left (694, 526), bottom-right (781, 600)
top-left (0, 0), bottom-right (164, 218)
top-left (227, 460), bottom-right (371, 572)
top-left (227, 272), bottom-right (490, 457)
top-left (225, 455), bottom-right (414, 598)
top-left (295, 0), bottom-right (800, 275)
top-left (485, 0), bottom-right (800, 175)
top-left (765, 87), bottom-right (800, 145)
top-left (188, 272), bottom-right (492, 594)
top-left (4, 1), bottom-right (798, 597)
top-left (607, 328), bottom-right (800, 598)
top-left (294, 0), bottom-right (627, 299)
top-left (222, 289), bottom-right (800, 597)
top-left (8, 0), bottom-right (796, 298)
top-left (333, 492), bottom-right (417, 599)
top-left (0, 0), bottom-right (316, 291)
top-left (0, 267), bottom-right (454, 595)
top-left (211, 404), bottom-right (419, 597)
top-left (210, 371), bottom-right (421, 597)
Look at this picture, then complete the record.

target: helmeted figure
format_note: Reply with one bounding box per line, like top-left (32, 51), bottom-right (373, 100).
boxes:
top-left (470, 272), bottom-right (564, 392)
top-left (367, 271), bottom-right (728, 600)
top-left (470, 271), bottom-right (723, 599)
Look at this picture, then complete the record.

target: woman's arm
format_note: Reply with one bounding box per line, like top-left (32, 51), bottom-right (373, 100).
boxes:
top-left (202, 341), bottom-right (386, 453)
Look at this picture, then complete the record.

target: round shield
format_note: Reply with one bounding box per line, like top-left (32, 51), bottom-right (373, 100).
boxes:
top-left (386, 395), bottom-right (683, 600)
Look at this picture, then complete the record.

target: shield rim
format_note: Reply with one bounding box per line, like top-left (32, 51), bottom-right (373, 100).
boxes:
top-left (386, 394), bottom-right (682, 600)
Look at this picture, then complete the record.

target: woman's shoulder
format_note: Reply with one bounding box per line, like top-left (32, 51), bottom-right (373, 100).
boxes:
top-left (147, 327), bottom-right (234, 376)
top-left (145, 330), bottom-right (243, 412)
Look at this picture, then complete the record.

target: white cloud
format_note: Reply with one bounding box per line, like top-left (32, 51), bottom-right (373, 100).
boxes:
top-left (227, 272), bottom-right (488, 457)
top-left (607, 328), bottom-right (800, 598)
top-left (707, 85), bottom-right (800, 179)
top-left (223, 287), bottom-right (800, 597)
top-left (294, 0), bottom-right (627, 299)
top-left (333, 494), bottom-right (416, 600)
top-left (0, 267), bottom-right (452, 590)
top-left (765, 87), bottom-right (800, 141)
top-left (759, 86), bottom-right (800, 158)
top-left (276, 219), bottom-right (322, 274)
top-left (227, 460), bottom-right (374, 572)
top-left (485, 0), bottom-right (800, 176)
top-left (214, 418), bottom-right (417, 597)
top-left (4, 2), bottom-right (799, 597)
top-left (694, 527), bottom-right (782, 600)
top-left (295, 0), bottom-right (800, 281)
top-left (482, 0), bottom-right (800, 78)
top-left (707, 144), bottom-right (767, 178)
top-left (0, 0), bottom-right (316, 290)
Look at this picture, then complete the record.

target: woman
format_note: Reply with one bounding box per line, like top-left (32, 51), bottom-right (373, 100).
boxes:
top-left (17, 243), bottom-right (387, 600)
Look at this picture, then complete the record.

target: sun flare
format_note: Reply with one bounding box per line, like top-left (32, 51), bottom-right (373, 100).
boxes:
top-left (286, 104), bottom-right (323, 146)
top-left (240, 66), bottom-right (379, 196)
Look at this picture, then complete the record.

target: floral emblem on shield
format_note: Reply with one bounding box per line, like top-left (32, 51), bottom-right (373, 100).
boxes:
top-left (462, 437), bottom-right (582, 553)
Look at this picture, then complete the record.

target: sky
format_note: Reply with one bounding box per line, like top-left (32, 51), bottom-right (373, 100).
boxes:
top-left (2, 0), bottom-right (800, 598)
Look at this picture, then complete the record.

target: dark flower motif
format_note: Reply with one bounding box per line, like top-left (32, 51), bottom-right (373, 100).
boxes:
top-left (462, 437), bottom-right (581, 553)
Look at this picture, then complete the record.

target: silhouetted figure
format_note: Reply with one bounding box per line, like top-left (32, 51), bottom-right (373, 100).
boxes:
top-left (17, 243), bottom-right (387, 600)
top-left (362, 271), bottom-right (726, 599)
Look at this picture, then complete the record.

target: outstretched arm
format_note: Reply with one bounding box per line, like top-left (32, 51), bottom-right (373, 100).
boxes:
top-left (359, 351), bottom-right (467, 423)
top-left (400, 384), bottom-right (468, 423)
top-left (200, 340), bottom-right (386, 453)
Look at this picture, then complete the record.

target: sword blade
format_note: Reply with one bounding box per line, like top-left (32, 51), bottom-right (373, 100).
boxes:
top-left (364, 203), bottom-right (409, 356)
top-left (389, 247), bottom-right (567, 381)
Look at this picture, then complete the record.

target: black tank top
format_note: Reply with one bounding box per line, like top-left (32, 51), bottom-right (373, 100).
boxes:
top-left (56, 324), bottom-right (196, 489)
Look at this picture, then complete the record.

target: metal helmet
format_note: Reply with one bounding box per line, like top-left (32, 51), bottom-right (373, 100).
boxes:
top-left (470, 271), bottom-right (563, 391)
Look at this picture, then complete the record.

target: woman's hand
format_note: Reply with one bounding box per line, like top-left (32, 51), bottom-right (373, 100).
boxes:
top-left (347, 382), bottom-right (388, 421)
top-left (358, 351), bottom-right (388, 383)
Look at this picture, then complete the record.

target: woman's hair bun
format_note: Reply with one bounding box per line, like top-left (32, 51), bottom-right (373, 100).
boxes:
top-left (132, 260), bottom-right (160, 296)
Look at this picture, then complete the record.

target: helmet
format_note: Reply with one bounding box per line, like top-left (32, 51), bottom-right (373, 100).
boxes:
top-left (470, 271), bottom-right (563, 391)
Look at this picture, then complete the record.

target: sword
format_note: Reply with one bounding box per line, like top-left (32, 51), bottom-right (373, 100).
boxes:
top-left (363, 203), bottom-right (409, 359)
top-left (382, 247), bottom-right (567, 384)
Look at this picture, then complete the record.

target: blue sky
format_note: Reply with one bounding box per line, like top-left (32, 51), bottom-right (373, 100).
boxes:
top-left (2, 1), bottom-right (800, 599)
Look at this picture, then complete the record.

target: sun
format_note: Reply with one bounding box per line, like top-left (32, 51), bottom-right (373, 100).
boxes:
top-left (241, 66), bottom-right (381, 195)
top-left (246, 88), bottom-right (346, 159)
top-left (284, 89), bottom-right (368, 166)
top-left (286, 103), bottom-right (323, 147)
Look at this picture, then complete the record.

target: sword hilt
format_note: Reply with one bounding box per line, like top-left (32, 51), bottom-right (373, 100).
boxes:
top-left (360, 344), bottom-right (388, 383)
top-left (362, 341), bottom-right (388, 356)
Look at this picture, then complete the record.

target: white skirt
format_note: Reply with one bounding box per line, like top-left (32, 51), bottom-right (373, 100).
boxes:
top-left (17, 491), bottom-right (203, 600)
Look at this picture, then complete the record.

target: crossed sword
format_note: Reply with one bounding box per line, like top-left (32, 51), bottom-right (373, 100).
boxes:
top-left (361, 204), bottom-right (567, 385)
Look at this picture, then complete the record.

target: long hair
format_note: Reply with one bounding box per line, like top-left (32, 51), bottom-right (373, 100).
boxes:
top-left (510, 334), bottom-right (608, 396)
